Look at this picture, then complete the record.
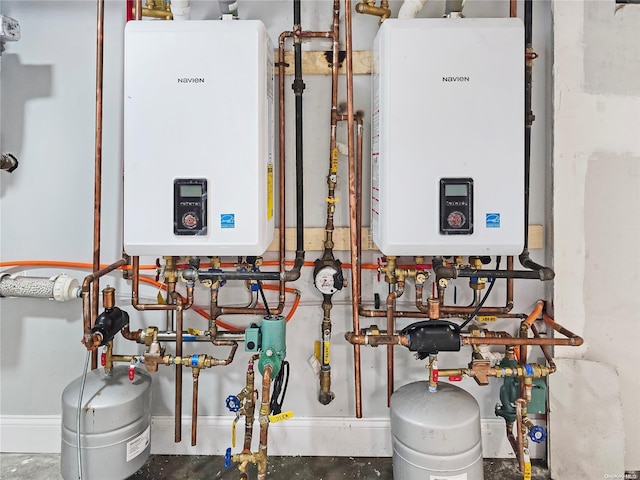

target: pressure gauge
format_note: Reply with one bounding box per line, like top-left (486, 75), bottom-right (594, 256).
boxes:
top-left (314, 265), bottom-right (343, 295)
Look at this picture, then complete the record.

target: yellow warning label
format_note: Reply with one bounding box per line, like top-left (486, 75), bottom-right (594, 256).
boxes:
top-left (267, 164), bottom-right (274, 221)
top-left (269, 411), bottom-right (294, 423)
top-left (323, 341), bottom-right (331, 365)
top-left (331, 148), bottom-right (339, 174)
top-left (523, 462), bottom-right (531, 480)
top-left (478, 315), bottom-right (498, 323)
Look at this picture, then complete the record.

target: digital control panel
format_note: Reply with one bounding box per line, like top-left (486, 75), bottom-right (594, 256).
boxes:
top-left (440, 178), bottom-right (473, 235)
top-left (174, 179), bottom-right (207, 235)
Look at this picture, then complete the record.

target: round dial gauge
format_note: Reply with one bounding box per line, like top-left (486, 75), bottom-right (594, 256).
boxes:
top-left (314, 266), bottom-right (339, 295)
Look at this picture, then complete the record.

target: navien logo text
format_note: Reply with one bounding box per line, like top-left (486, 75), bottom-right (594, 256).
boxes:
top-left (177, 78), bottom-right (205, 84)
top-left (442, 76), bottom-right (470, 82)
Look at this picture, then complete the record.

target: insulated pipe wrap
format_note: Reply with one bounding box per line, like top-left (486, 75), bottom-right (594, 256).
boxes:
top-left (398, 0), bottom-right (428, 18)
top-left (0, 274), bottom-right (80, 301)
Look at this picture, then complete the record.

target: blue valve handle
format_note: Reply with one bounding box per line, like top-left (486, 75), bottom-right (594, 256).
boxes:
top-left (225, 447), bottom-right (232, 469)
top-left (528, 425), bottom-right (547, 443)
top-left (226, 395), bottom-right (241, 412)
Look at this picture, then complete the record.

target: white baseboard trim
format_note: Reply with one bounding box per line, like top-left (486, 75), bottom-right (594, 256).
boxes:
top-left (0, 415), bottom-right (543, 459)
top-left (0, 416), bottom-right (62, 453)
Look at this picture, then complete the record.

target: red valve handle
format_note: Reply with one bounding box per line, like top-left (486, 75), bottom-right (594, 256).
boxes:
top-left (129, 365), bottom-right (135, 381)
top-left (448, 375), bottom-right (463, 382)
top-left (101, 352), bottom-right (106, 367)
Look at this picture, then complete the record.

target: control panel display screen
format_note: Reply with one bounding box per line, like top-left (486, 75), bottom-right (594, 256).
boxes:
top-left (174, 178), bottom-right (207, 236)
top-left (180, 184), bottom-right (203, 197)
top-left (445, 184), bottom-right (468, 197)
top-left (440, 178), bottom-right (473, 235)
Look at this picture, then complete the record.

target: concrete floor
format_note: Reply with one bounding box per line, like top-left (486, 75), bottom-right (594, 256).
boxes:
top-left (1, 453), bottom-right (550, 479)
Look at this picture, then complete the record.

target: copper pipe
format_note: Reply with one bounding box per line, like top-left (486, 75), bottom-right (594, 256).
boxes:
top-left (438, 368), bottom-right (469, 377)
top-left (542, 313), bottom-right (583, 346)
top-left (132, 257), bottom-right (176, 311)
top-left (209, 340), bottom-right (239, 366)
top-left (344, 0), bottom-right (361, 419)
top-left (510, 0), bottom-right (517, 18)
top-left (323, 1), bottom-right (341, 250)
top-left (81, 258), bottom-right (129, 342)
top-left (462, 335), bottom-right (580, 346)
top-left (257, 365), bottom-right (273, 480)
top-left (344, 331), bottom-right (409, 347)
top-left (135, 0), bottom-right (142, 20)
top-left (243, 356), bottom-right (259, 453)
top-left (131, 256), bottom-right (195, 312)
top-left (386, 281), bottom-right (405, 406)
top-left (515, 399), bottom-right (526, 472)
top-left (191, 367), bottom-right (199, 446)
top-left (296, 31), bottom-right (332, 39)
top-left (506, 422), bottom-right (520, 463)
top-left (121, 324), bottom-right (142, 342)
top-left (91, 0), bottom-right (106, 370)
top-left (173, 293), bottom-right (183, 443)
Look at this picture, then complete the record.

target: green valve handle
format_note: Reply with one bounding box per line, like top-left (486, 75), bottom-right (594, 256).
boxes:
top-left (258, 315), bottom-right (286, 378)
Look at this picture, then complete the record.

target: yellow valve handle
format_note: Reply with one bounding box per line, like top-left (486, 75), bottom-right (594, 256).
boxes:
top-left (323, 341), bottom-right (331, 365)
top-left (187, 328), bottom-right (202, 335)
top-left (331, 148), bottom-right (339, 174)
top-left (523, 448), bottom-right (531, 480)
top-left (231, 417), bottom-right (238, 448)
top-left (269, 411), bottom-right (294, 423)
top-left (325, 197), bottom-right (339, 203)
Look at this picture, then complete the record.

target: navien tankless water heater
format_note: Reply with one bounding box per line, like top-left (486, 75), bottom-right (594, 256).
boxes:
top-left (371, 19), bottom-right (524, 256)
top-left (124, 21), bottom-right (274, 256)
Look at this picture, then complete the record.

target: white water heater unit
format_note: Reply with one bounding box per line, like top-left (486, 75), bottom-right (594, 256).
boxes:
top-left (371, 18), bottom-right (524, 256)
top-left (124, 20), bottom-right (275, 256)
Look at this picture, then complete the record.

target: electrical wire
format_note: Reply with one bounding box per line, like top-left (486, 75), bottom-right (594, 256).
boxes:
top-left (76, 350), bottom-right (91, 480)
top-left (459, 256), bottom-right (502, 331)
top-left (257, 281), bottom-right (271, 317)
top-left (269, 361), bottom-right (290, 415)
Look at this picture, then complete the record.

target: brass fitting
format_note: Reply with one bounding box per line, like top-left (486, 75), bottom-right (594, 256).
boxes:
top-left (163, 256), bottom-right (179, 283)
top-left (380, 256), bottom-right (397, 283)
top-left (469, 359), bottom-right (492, 385)
top-left (104, 342), bottom-right (114, 372)
top-left (427, 297), bottom-right (440, 320)
top-left (209, 256), bottom-right (221, 269)
top-left (102, 286), bottom-right (115, 310)
top-left (469, 256), bottom-right (483, 270)
top-left (355, 0), bottom-right (391, 23)
top-left (143, 326), bottom-right (159, 346)
top-left (428, 355), bottom-right (438, 391)
top-left (379, 256), bottom-right (418, 283)
top-left (468, 257), bottom-right (487, 291)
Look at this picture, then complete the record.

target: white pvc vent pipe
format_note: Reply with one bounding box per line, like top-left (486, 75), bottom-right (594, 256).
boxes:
top-left (170, 0), bottom-right (191, 20)
top-left (0, 273), bottom-right (80, 301)
top-left (398, 0), bottom-right (429, 18)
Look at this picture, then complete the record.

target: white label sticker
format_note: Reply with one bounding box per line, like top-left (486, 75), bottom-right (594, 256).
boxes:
top-left (430, 474), bottom-right (468, 480)
top-left (126, 425), bottom-right (150, 462)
